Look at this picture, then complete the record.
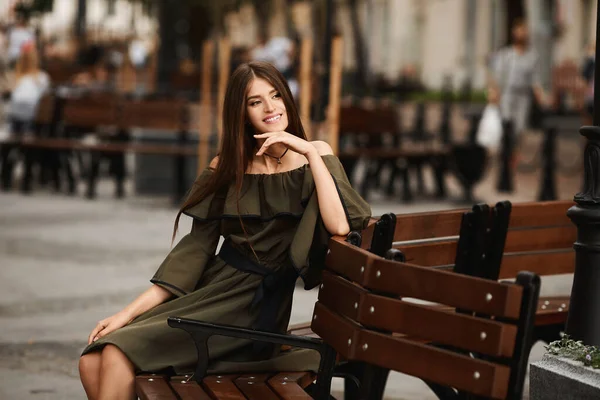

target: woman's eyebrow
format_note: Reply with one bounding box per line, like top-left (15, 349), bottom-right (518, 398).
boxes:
top-left (246, 89), bottom-right (277, 101)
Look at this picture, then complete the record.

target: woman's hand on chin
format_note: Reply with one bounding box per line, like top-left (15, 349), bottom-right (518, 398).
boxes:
top-left (254, 131), bottom-right (317, 157)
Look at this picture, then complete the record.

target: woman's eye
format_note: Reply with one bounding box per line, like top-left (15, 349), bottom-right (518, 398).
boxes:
top-left (250, 101), bottom-right (260, 106)
top-left (273, 93), bottom-right (281, 99)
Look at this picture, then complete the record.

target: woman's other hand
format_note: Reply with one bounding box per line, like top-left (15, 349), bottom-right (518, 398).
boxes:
top-left (88, 311), bottom-right (132, 344)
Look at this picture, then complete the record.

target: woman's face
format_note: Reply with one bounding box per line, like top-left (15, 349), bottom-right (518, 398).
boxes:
top-left (245, 77), bottom-right (288, 134)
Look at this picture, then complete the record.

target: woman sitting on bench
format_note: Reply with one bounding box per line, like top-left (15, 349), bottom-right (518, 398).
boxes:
top-left (78, 61), bottom-right (371, 400)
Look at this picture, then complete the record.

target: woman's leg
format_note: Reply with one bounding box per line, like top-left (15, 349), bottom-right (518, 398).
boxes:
top-left (97, 344), bottom-right (136, 400)
top-left (79, 352), bottom-right (102, 400)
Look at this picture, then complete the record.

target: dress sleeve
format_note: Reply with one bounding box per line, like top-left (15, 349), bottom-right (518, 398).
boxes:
top-left (321, 154), bottom-right (372, 231)
top-left (150, 218), bottom-right (220, 297)
top-left (150, 167), bottom-right (221, 297)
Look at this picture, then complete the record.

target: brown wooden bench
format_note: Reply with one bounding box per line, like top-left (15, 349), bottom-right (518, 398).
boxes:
top-left (16, 94), bottom-right (197, 202)
top-left (133, 206), bottom-right (540, 399)
top-left (391, 200), bottom-right (575, 348)
top-left (337, 104), bottom-right (448, 202)
top-left (311, 234), bottom-right (540, 399)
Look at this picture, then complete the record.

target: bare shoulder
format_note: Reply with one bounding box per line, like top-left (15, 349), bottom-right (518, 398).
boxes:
top-left (310, 141), bottom-right (334, 156)
top-left (209, 156), bottom-right (219, 169)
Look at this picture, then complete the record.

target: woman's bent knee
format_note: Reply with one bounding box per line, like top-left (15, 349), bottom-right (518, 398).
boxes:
top-left (101, 344), bottom-right (134, 369)
top-left (79, 353), bottom-right (101, 375)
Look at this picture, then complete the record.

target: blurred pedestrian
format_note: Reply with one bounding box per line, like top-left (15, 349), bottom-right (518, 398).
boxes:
top-left (252, 36), bottom-right (298, 97)
top-left (78, 61), bottom-right (371, 399)
top-left (489, 18), bottom-right (549, 137)
top-left (0, 22), bottom-right (9, 125)
top-left (1, 41), bottom-right (50, 190)
top-left (8, 41), bottom-right (50, 130)
top-left (6, 13), bottom-right (34, 68)
top-left (488, 18), bottom-right (550, 172)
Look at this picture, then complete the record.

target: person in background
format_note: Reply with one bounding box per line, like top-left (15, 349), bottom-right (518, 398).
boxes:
top-left (252, 36), bottom-right (298, 98)
top-left (0, 23), bottom-right (9, 123)
top-left (488, 18), bottom-right (549, 137)
top-left (6, 13), bottom-right (34, 68)
top-left (488, 18), bottom-right (549, 172)
top-left (1, 41), bottom-right (50, 189)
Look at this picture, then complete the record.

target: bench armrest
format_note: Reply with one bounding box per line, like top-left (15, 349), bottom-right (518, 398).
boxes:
top-left (167, 316), bottom-right (336, 398)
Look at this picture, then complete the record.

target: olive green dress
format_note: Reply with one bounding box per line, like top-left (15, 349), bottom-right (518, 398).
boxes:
top-left (82, 154), bottom-right (371, 374)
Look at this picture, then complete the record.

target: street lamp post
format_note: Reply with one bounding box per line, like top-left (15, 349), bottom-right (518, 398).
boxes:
top-left (565, 0), bottom-right (600, 347)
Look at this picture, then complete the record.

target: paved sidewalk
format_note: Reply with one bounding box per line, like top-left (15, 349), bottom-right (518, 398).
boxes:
top-left (0, 158), bottom-right (580, 399)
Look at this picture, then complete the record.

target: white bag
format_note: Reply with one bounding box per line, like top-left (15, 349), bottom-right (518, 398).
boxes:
top-left (476, 104), bottom-right (503, 151)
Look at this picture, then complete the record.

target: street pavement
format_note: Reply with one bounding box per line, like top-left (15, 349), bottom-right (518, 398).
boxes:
top-left (0, 154), bottom-right (581, 399)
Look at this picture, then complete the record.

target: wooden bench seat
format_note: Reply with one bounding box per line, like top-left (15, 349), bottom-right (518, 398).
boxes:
top-left (136, 372), bottom-right (315, 400)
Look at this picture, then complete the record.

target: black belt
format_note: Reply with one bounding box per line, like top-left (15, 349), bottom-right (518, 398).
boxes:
top-left (217, 239), bottom-right (298, 358)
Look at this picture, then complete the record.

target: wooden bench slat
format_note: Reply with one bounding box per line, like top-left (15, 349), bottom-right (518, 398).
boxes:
top-left (395, 240), bottom-right (457, 266)
top-left (371, 258), bottom-right (523, 319)
top-left (326, 239), bottom-right (524, 319)
top-left (499, 250), bottom-right (575, 279)
top-left (201, 375), bottom-right (246, 400)
top-left (135, 375), bottom-right (176, 400)
top-left (170, 376), bottom-right (212, 400)
top-left (504, 225), bottom-right (576, 252)
top-left (509, 200), bottom-right (573, 228)
top-left (267, 372), bottom-right (314, 400)
top-left (18, 138), bottom-right (197, 156)
top-left (392, 209), bottom-right (465, 242)
top-left (319, 270), bottom-right (518, 358)
top-left (395, 225), bottom-right (576, 267)
top-left (121, 100), bottom-right (187, 131)
top-left (234, 374), bottom-right (280, 400)
top-left (312, 303), bottom-right (511, 400)
top-left (338, 147), bottom-right (448, 159)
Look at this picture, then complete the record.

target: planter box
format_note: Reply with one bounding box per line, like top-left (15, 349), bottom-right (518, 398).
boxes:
top-left (530, 354), bottom-right (600, 400)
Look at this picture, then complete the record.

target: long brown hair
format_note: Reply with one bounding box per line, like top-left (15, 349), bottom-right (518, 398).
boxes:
top-left (15, 41), bottom-right (41, 81)
top-left (172, 61), bottom-right (307, 240)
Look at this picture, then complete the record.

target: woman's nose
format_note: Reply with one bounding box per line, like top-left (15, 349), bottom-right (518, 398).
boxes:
top-left (263, 99), bottom-right (275, 112)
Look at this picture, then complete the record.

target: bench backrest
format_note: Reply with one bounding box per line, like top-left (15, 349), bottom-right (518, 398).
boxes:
top-left (393, 200), bottom-right (575, 279)
top-left (62, 95), bottom-right (120, 128)
top-left (339, 105), bottom-right (400, 136)
top-left (120, 99), bottom-right (189, 131)
top-left (312, 237), bottom-right (540, 399)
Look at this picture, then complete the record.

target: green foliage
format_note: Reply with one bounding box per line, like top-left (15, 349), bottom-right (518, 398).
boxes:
top-left (546, 334), bottom-right (600, 369)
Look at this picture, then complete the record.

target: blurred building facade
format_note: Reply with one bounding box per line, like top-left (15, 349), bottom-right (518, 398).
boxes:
top-left (0, 0), bottom-right (596, 91)
top-left (0, 0), bottom-right (156, 41)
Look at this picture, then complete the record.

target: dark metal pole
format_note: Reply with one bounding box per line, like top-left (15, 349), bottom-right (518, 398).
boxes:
top-left (565, 0), bottom-right (600, 347)
top-left (315, 0), bottom-right (333, 122)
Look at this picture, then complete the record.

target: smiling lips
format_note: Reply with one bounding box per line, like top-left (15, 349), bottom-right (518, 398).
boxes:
top-left (263, 114), bottom-right (282, 124)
